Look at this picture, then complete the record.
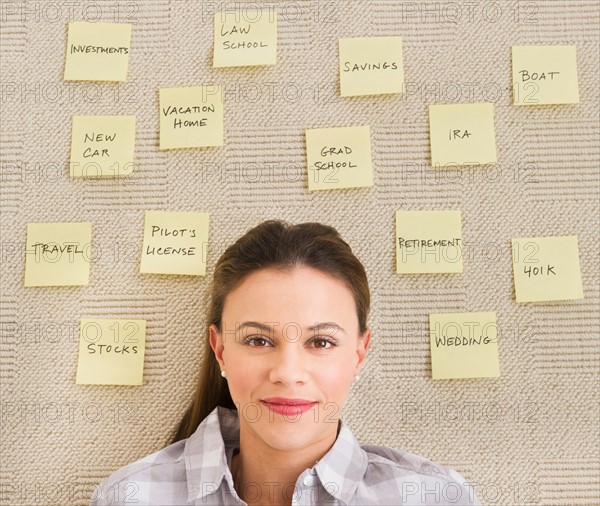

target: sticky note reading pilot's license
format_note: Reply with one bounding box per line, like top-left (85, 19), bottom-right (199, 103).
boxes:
top-left (429, 312), bottom-right (500, 380)
top-left (76, 319), bottom-right (146, 385)
top-left (512, 45), bottom-right (579, 105)
top-left (429, 103), bottom-right (497, 166)
top-left (339, 37), bottom-right (404, 97)
top-left (396, 211), bottom-right (463, 274)
top-left (511, 236), bottom-right (583, 303)
top-left (64, 21), bottom-right (131, 81)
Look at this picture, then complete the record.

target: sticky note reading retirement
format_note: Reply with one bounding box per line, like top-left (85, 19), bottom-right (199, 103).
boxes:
top-left (76, 319), bottom-right (146, 385)
top-left (64, 21), bottom-right (131, 82)
top-left (512, 236), bottom-right (583, 302)
top-left (429, 312), bottom-right (500, 380)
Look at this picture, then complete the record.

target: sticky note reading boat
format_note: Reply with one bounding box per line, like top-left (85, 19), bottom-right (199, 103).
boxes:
top-left (140, 211), bottom-right (209, 275)
top-left (64, 21), bottom-right (132, 82)
top-left (305, 126), bottom-right (373, 191)
top-left (76, 319), bottom-right (146, 385)
top-left (429, 312), bottom-right (500, 380)
top-left (339, 36), bottom-right (404, 97)
top-left (511, 235), bottom-right (583, 302)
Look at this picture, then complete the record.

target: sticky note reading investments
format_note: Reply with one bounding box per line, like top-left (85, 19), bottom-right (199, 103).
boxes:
top-left (429, 103), bottom-right (497, 166)
top-left (76, 319), bottom-right (146, 385)
top-left (24, 222), bottom-right (92, 287)
top-left (512, 45), bottom-right (579, 105)
top-left (429, 312), bottom-right (500, 380)
top-left (306, 126), bottom-right (373, 191)
top-left (64, 21), bottom-right (131, 82)
top-left (339, 37), bottom-right (404, 97)
top-left (512, 236), bottom-right (583, 302)
top-left (159, 86), bottom-right (224, 149)
top-left (140, 211), bottom-right (209, 275)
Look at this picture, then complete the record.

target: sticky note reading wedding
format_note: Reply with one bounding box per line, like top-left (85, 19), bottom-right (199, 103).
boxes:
top-left (306, 126), bottom-right (373, 191)
top-left (159, 86), bottom-right (224, 149)
top-left (140, 211), bottom-right (210, 275)
top-left (512, 45), bottom-right (579, 105)
top-left (64, 21), bottom-right (131, 81)
top-left (76, 319), bottom-right (146, 385)
top-left (429, 103), bottom-right (497, 166)
top-left (396, 210), bottom-right (463, 273)
top-left (511, 236), bottom-right (583, 302)
top-left (24, 222), bottom-right (92, 287)
top-left (339, 37), bottom-right (404, 97)
top-left (429, 312), bottom-right (500, 380)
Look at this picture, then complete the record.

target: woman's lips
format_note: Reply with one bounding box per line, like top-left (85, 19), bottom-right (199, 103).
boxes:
top-left (260, 398), bottom-right (317, 416)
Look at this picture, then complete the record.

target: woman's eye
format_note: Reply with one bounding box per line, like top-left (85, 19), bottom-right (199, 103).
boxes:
top-left (312, 338), bottom-right (336, 349)
top-left (245, 336), bottom-right (271, 347)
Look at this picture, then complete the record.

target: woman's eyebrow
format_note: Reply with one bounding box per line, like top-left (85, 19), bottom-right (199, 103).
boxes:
top-left (235, 321), bottom-right (346, 336)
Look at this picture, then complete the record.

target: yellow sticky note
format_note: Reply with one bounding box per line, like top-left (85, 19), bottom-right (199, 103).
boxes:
top-left (429, 103), bottom-right (497, 167)
top-left (306, 126), bottom-right (373, 191)
top-left (339, 37), bottom-right (404, 97)
top-left (213, 10), bottom-right (277, 67)
top-left (64, 21), bottom-right (131, 82)
top-left (512, 236), bottom-right (583, 302)
top-left (140, 211), bottom-right (210, 275)
top-left (396, 211), bottom-right (463, 274)
top-left (159, 86), bottom-right (224, 149)
top-left (24, 222), bottom-right (92, 287)
top-left (76, 319), bottom-right (146, 385)
top-left (512, 45), bottom-right (579, 105)
top-left (429, 312), bottom-right (500, 380)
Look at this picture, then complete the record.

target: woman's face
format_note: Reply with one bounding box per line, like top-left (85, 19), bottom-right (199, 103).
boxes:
top-left (210, 265), bottom-right (370, 453)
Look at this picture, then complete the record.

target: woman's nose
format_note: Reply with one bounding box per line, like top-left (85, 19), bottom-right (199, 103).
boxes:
top-left (268, 345), bottom-right (310, 385)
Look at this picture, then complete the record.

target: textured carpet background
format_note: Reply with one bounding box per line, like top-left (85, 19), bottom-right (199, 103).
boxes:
top-left (1, 1), bottom-right (599, 505)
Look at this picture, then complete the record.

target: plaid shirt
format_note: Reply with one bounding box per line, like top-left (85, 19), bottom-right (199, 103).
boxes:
top-left (91, 406), bottom-right (480, 505)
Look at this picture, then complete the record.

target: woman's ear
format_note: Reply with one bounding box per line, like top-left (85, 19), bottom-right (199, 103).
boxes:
top-left (355, 329), bottom-right (371, 374)
top-left (209, 324), bottom-right (225, 370)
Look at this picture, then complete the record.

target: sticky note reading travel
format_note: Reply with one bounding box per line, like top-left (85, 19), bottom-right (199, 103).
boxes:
top-left (24, 222), bottom-right (92, 287)
top-left (396, 210), bottom-right (463, 274)
top-left (512, 45), bottom-right (579, 105)
top-left (429, 103), bottom-right (497, 166)
top-left (159, 86), bottom-right (224, 149)
top-left (213, 10), bottom-right (277, 67)
top-left (339, 37), bottom-right (404, 97)
top-left (64, 21), bottom-right (131, 82)
top-left (306, 126), bottom-right (373, 191)
top-left (76, 319), bottom-right (146, 385)
top-left (429, 312), bottom-right (500, 380)
top-left (140, 211), bottom-right (210, 275)
top-left (511, 236), bottom-right (583, 302)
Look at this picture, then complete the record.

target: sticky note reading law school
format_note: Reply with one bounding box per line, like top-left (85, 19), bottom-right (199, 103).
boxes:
top-left (512, 236), bottom-right (583, 302)
top-left (64, 21), bottom-right (131, 81)
top-left (429, 103), bottom-right (497, 166)
top-left (24, 222), bottom-right (92, 287)
top-left (76, 319), bottom-right (146, 385)
top-left (429, 312), bottom-right (500, 380)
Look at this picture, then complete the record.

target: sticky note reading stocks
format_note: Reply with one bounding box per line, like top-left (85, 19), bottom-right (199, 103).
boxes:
top-left (396, 211), bottom-right (463, 274)
top-left (76, 319), bottom-right (146, 385)
top-left (429, 103), bottom-right (497, 166)
top-left (306, 126), bottom-right (373, 191)
top-left (339, 37), bottom-right (404, 97)
top-left (512, 45), bottom-right (579, 105)
top-left (24, 222), bottom-right (92, 287)
top-left (512, 236), bottom-right (583, 302)
top-left (64, 21), bottom-right (131, 82)
top-left (429, 312), bottom-right (500, 380)
top-left (140, 211), bottom-right (209, 275)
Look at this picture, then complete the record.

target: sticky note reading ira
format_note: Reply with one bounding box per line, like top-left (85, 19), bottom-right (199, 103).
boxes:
top-left (429, 312), bottom-right (500, 380)
top-left (429, 103), bottom-right (497, 166)
top-left (76, 319), bottom-right (146, 385)
top-left (64, 21), bottom-right (131, 82)
top-left (25, 222), bottom-right (92, 287)
top-left (512, 45), bottom-right (579, 105)
top-left (512, 236), bottom-right (583, 302)
top-left (396, 210), bottom-right (463, 274)
top-left (339, 37), bottom-right (404, 97)
top-left (306, 126), bottom-right (373, 191)
top-left (140, 211), bottom-right (210, 275)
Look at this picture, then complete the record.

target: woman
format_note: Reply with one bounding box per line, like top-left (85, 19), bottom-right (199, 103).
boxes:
top-left (91, 220), bottom-right (480, 505)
